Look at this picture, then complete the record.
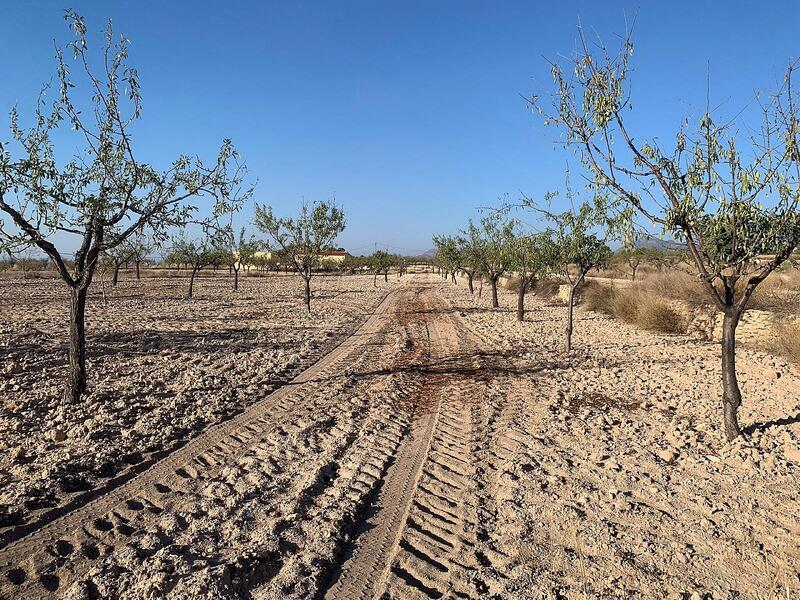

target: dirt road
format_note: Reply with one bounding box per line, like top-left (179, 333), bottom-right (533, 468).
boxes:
top-left (0, 284), bottom-right (516, 599)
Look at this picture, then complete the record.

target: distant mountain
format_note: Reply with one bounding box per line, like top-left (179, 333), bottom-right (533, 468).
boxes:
top-left (634, 235), bottom-right (685, 252)
top-left (421, 248), bottom-right (438, 259)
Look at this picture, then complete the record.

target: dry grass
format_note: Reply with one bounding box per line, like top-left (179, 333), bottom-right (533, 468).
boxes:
top-left (770, 321), bottom-right (800, 364)
top-left (583, 282), bottom-right (686, 334)
top-left (640, 268), bottom-right (800, 313)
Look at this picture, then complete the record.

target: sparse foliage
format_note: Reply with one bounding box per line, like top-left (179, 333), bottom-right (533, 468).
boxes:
top-left (534, 27), bottom-right (800, 438)
top-left (0, 13), bottom-right (251, 403)
top-left (254, 200), bottom-right (346, 312)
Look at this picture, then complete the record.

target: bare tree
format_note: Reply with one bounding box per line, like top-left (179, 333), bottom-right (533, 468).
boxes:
top-left (254, 200), bottom-right (345, 312)
top-left (0, 13), bottom-right (251, 403)
top-left (534, 27), bottom-right (800, 438)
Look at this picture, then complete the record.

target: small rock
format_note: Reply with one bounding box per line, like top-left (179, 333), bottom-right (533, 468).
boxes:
top-left (658, 449), bottom-right (677, 464)
top-left (784, 444), bottom-right (800, 464)
top-left (52, 429), bottom-right (67, 443)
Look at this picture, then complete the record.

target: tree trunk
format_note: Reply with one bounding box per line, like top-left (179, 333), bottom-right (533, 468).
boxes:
top-left (478, 276), bottom-right (483, 299)
top-left (631, 265), bottom-right (638, 281)
top-left (490, 276), bottom-right (499, 308)
top-left (721, 309), bottom-right (743, 440)
top-left (233, 267), bottom-right (240, 291)
top-left (304, 276), bottom-right (312, 313)
top-left (65, 285), bottom-right (89, 403)
top-left (112, 262), bottom-right (120, 286)
top-left (451, 272), bottom-right (456, 284)
top-left (384, 271), bottom-right (388, 282)
top-left (373, 272), bottom-right (378, 287)
top-left (188, 267), bottom-right (198, 298)
top-left (135, 260), bottom-right (141, 280)
top-left (565, 283), bottom-right (576, 352)
top-left (516, 277), bottom-right (526, 322)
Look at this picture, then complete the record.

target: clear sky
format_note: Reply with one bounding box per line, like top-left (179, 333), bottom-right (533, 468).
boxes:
top-left (1, 1), bottom-right (798, 255)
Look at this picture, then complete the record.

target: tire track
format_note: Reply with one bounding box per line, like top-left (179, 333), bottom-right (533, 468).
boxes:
top-left (0, 288), bottom-right (404, 599)
top-left (324, 289), bottom-right (486, 600)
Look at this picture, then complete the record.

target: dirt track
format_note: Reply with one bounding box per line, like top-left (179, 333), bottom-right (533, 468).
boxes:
top-left (2, 277), bottom-right (799, 599)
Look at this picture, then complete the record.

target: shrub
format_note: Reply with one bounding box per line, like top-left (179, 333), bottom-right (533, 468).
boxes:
top-left (634, 294), bottom-right (686, 334)
top-left (581, 280), bottom-right (617, 314)
top-left (583, 283), bottom-right (686, 334)
top-left (771, 321), bottom-right (800, 363)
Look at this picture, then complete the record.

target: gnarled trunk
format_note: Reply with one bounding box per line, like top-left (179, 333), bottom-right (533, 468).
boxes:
top-left (65, 285), bottom-right (89, 404)
top-left (304, 274), bottom-right (312, 313)
top-left (721, 309), bottom-right (743, 440)
top-left (384, 271), bottom-right (388, 282)
top-left (135, 261), bottom-right (141, 280)
top-left (233, 266), bottom-right (240, 291)
top-left (112, 262), bottom-right (121, 286)
top-left (466, 272), bottom-right (474, 294)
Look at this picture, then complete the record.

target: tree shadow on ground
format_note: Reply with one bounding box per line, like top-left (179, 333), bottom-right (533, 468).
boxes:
top-left (743, 412), bottom-right (800, 435)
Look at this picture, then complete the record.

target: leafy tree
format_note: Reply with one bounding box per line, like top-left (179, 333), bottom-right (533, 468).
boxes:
top-left (464, 214), bottom-right (515, 308)
top-left (0, 13), bottom-right (250, 403)
top-left (534, 28), bottom-right (800, 438)
top-left (255, 200), bottom-right (345, 312)
top-left (508, 231), bottom-right (559, 321)
top-left (220, 227), bottom-right (262, 291)
top-left (104, 242), bottom-right (135, 287)
top-left (525, 197), bottom-right (611, 351)
top-left (432, 235), bottom-right (461, 285)
top-left (369, 250), bottom-right (395, 285)
top-left (455, 231), bottom-right (485, 294)
top-left (616, 247), bottom-right (646, 281)
top-left (168, 235), bottom-right (225, 298)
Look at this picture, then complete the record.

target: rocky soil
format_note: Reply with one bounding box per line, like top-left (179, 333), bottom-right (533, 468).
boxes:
top-left (0, 273), bottom-right (393, 538)
top-left (438, 278), bottom-right (800, 598)
top-left (1, 273), bottom-right (798, 599)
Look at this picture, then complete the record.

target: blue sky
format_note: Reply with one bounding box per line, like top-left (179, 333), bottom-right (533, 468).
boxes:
top-left (1, 1), bottom-right (798, 255)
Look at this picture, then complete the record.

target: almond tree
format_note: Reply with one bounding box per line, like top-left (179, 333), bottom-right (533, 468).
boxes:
top-left (220, 227), bottom-right (261, 291)
top-left (464, 214), bottom-right (515, 308)
top-left (525, 197), bottom-right (611, 351)
top-left (104, 241), bottom-right (137, 286)
top-left (129, 235), bottom-right (154, 280)
top-left (168, 235), bottom-right (224, 298)
top-left (0, 13), bottom-right (250, 403)
top-left (431, 235), bottom-right (461, 285)
top-left (255, 200), bottom-right (345, 312)
top-left (508, 231), bottom-right (559, 322)
top-left (535, 28), bottom-right (800, 438)
top-left (369, 250), bottom-right (395, 285)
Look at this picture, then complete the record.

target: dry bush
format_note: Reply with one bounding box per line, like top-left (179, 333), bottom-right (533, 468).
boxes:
top-left (633, 294), bottom-right (686, 333)
top-left (642, 271), bottom-right (709, 307)
top-left (583, 282), bottom-right (686, 334)
top-left (581, 280), bottom-right (617, 314)
top-left (533, 278), bottom-right (564, 300)
top-left (770, 321), bottom-right (800, 363)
